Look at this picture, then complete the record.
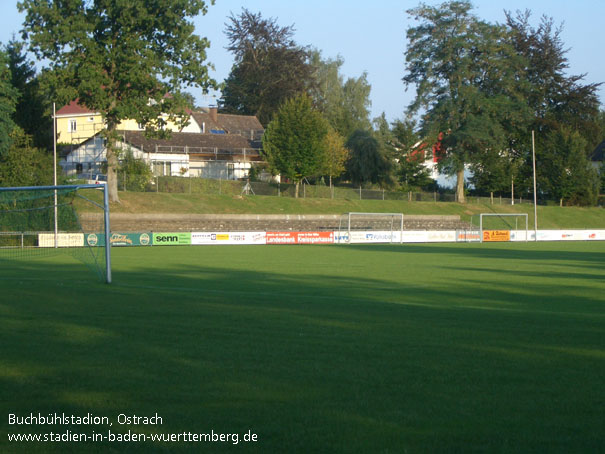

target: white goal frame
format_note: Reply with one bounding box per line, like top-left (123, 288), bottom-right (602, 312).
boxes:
top-left (479, 213), bottom-right (528, 243)
top-left (0, 183), bottom-right (112, 283)
top-left (339, 212), bottom-right (404, 244)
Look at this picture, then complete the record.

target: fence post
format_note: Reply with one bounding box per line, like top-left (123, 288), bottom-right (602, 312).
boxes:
top-left (382, 189), bottom-right (385, 201)
top-left (434, 191), bottom-right (437, 202)
top-left (156, 176), bottom-right (158, 193)
top-left (219, 177), bottom-right (222, 195)
top-left (278, 182), bottom-right (281, 197)
top-left (359, 186), bottom-right (362, 200)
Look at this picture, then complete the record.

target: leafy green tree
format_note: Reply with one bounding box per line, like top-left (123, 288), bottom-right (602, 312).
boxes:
top-left (373, 114), bottom-right (432, 191)
top-left (221, 9), bottom-right (313, 126)
top-left (118, 151), bottom-right (153, 192)
top-left (538, 127), bottom-right (599, 206)
top-left (309, 50), bottom-right (372, 138)
top-left (0, 127), bottom-right (54, 187)
top-left (345, 129), bottom-right (393, 187)
top-left (404, 1), bottom-right (530, 203)
top-left (320, 126), bottom-right (349, 187)
top-left (262, 94), bottom-right (329, 197)
top-left (0, 49), bottom-right (18, 156)
top-left (19, 0), bottom-right (216, 202)
top-left (5, 38), bottom-right (52, 150)
top-left (505, 11), bottom-right (603, 203)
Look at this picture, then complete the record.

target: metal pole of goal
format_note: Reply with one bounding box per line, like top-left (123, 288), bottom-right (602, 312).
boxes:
top-left (103, 184), bottom-right (112, 284)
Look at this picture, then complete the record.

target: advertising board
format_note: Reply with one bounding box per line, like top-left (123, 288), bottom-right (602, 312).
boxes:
top-left (38, 233), bottom-right (84, 247)
top-left (266, 231), bottom-right (334, 245)
top-left (152, 232), bottom-right (192, 246)
top-left (85, 232), bottom-right (151, 247)
top-left (482, 230), bottom-right (511, 242)
top-left (191, 232), bottom-right (266, 245)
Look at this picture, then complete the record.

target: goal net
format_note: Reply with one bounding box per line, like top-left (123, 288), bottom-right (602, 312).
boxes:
top-left (0, 184), bottom-right (111, 283)
top-left (337, 212), bottom-right (404, 244)
top-left (471, 213), bottom-right (529, 243)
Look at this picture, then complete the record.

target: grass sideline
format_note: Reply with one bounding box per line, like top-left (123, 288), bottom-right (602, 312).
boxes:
top-left (1, 242), bottom-right (604, 452)
top-left (74, 191), bottom-right (605, 229)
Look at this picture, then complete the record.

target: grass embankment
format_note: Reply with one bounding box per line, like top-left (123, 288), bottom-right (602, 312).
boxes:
top-left (89, 191), bottom-right (605, 229)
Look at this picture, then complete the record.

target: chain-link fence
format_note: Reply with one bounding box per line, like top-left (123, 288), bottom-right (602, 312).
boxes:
top-left (115, 173), bottom-right (538, 205)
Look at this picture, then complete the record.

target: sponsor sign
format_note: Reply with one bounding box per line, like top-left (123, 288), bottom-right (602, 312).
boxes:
top-left (266, 232), bottom-right (297, 245)
top-left (536, 230), bottom-right (605, 241)
top-left (401, 231), bottom-right (430, 243)
top-left (38, 233), bottom-right (84, 247)
top-left (346, 231), bottom-right (401, 244)
top-left (266, 231), bottom-right (334, 245)
top-left (297, 231), bottom-right (334, 244)
top-left (85, 233), bottom-right (152, 247)
top-left (191, 232), bottom-right (266, 245)
top-left (427, 231), bottom-right (456, 242)
top-left (482, 230), bottom-right (511, 242)
top-left (152, 232), bottom-right (191, 246)
top-left (456, 230), bottom-right (481, 242)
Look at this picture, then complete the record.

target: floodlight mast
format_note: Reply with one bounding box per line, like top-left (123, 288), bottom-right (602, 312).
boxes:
top-left (532, 130), bottom-right (538, 242)
top-left (53, 103), bottom-right (58, 248)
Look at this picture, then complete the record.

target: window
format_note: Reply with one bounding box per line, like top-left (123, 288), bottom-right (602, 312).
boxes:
top-left (152, 161), bottom-right (172, 176)
top-left (69, 119), bottom-right (77, 132)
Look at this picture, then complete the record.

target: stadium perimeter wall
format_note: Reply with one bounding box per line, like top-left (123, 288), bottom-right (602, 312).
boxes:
top-left (39, 229), bottom-right (605, 247)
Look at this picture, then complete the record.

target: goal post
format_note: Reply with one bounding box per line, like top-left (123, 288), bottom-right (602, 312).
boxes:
top-left (339, 212), bottom-right (404, 244)
top-left (0, 184), bottom-right (112, 283)
top-left (477, 213), bottom-right (528, 243)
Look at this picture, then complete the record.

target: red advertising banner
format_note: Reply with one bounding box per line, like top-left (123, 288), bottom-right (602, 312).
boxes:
top-left (297, 231), bottom-right (334, 244)
top-left (266, 232), bottom-right (334, 245)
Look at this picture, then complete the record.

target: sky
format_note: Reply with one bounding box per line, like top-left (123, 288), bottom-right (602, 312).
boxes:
top-left (1, 0), bottom-right (604, 123)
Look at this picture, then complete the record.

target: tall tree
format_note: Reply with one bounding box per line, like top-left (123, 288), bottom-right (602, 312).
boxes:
top-left (221, 9), bottom-right (313, 127)
top-left (538, 127), bottom-right (599, 206)
top-left (19, 0), bottom-right (216, 202)
top-left (505, 11), bottom-right (602, 203)
top-left (0, 49), bottom-right (18, 156)
top-left (320, 125), bottom-right (349, 187)
top-left (5, 38), bottom-right (52, 150)
top-left (308, 50), bottom-right (372, 139)
top-left (262, 94), bottom-right (329, 197)
top-left (0, 127), bottom-right (54, 187)
top-left (345, 129), bottom-right (393, 187)
top-left (404, 1), bottom-right (530, 202)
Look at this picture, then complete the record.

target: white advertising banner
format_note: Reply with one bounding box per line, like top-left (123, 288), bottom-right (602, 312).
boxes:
top-left (38, 233), bottom-right (84, 247)
top-left (401, 231), bottom-right (430, 243)
top-left (332, 230), bottom-right (458, 244)
top-left (191, 231), bottom-right (266, 245)
top-left (427, 231), bottom-right (457, 242)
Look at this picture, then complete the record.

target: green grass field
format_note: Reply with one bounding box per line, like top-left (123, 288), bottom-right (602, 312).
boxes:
top-left (1, 242), bottom-right (604, 452)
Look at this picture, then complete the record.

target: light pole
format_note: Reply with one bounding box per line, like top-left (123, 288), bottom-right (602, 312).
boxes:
top-left (53, 103), bottom-right (58, 248)
top-left (532, 130), bottom-right (538, 242)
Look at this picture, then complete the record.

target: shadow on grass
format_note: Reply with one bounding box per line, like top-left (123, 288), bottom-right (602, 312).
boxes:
top-left (1, 245), bottom-right (604, 453)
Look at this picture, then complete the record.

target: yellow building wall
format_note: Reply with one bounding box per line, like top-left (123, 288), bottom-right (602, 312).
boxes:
top-left (56, 114), bottom-right (105, 145)
top-left (57, 114), bottom-right (197, 145)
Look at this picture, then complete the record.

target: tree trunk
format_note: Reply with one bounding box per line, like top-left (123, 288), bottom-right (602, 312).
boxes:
top-left (105, 127), bottom-right (120, 203)
top-left (456, 168), bottom-right (465, 203)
